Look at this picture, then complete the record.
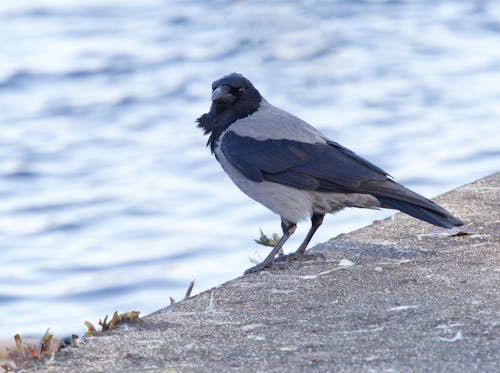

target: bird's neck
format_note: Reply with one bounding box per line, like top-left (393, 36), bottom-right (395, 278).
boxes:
top-left (197, 100), bottom-right (262, 153)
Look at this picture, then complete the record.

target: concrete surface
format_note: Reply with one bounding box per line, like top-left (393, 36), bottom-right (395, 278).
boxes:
top-left (29, 173), bottom-right (499, 372)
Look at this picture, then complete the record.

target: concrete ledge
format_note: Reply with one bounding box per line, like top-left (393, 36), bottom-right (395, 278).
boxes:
top-left (31, 173), bottom-right (499, 372)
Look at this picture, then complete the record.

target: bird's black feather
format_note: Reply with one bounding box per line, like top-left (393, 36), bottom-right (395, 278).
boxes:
top-left (376, 196), bottom-right (463, 228)
top-left (221, 131), bottom-right (463, 228)
top-left (197, 73), bottom-right (262, 152)
top-left (220, 131), bottom-right (388, 190)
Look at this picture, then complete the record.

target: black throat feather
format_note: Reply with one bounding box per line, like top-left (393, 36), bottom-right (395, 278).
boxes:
top-left (197, 98), bottom-right (261, 153)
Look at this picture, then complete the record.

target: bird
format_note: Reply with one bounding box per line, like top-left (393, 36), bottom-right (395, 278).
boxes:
top-left (197, 73), bottom-right (464, 274)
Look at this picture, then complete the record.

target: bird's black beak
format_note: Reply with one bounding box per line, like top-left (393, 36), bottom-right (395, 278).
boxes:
top-left (211, 85), bottom-right (236, 104)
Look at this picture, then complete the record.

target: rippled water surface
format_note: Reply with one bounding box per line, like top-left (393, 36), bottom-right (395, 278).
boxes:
top-left (1, 0), bottom-right (499, 338)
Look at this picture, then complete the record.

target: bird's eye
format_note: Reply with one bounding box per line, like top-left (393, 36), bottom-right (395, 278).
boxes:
top-left (238, 87), bottom-right (245, 94)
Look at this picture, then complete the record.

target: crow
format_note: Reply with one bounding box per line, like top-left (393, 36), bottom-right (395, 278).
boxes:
top-left (197, 73), bottom-right (463, 274)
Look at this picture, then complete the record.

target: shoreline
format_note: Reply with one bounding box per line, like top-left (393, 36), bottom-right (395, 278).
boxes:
top-left (9, 172), bottom-right (500, 372)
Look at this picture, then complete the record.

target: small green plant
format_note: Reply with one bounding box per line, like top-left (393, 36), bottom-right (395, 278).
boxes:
top-left (0, 310), bottom-right (140, 372)
top-left (1, 330), bottom-right (60, 371)
top-left (255, 228), bottom-right (280, 247)
top-left (85, 310), bottom-right (140, 337)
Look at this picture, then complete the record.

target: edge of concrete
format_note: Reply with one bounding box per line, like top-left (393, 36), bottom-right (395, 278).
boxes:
top-left (21, 172), bottom-right (500, 372)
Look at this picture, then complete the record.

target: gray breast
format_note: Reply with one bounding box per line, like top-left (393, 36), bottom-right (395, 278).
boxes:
top-left (214, 135), bottom-right (315, 223)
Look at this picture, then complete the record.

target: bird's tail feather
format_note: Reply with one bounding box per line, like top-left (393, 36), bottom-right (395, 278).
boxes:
top-left (376, 196), bottom-right (463, 228)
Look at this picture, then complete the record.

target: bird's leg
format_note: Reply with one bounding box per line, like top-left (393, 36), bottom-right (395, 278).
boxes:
top-left (274, 213), bottom-right (325, 263)
top-left (244, 219), bottom-right (296, 275)
top-left (276, 218), bottom-right (291, 256)
top-left (295, 213), bottom-right (324, 255)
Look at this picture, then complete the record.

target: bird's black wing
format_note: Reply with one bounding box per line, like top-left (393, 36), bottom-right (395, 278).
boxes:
top-left (220, 130), bottom-right (463, 228)
top-left (220, 130), bottom-right (389, 192)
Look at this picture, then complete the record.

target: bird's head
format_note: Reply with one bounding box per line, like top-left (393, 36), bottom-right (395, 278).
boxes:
top-left (197, 73), bottom-right (262, 152)
top-left (210, 73), bottom-right (261, 108)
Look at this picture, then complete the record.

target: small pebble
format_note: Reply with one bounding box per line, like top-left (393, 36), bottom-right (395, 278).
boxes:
top-left (339, 259), bottom-right (354, 266)
top-left (374, 266), bottom-right (383, 272)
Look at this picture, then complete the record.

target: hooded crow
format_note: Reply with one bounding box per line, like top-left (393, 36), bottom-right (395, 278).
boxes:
top-left (197, 73), bottom-right (464, 274)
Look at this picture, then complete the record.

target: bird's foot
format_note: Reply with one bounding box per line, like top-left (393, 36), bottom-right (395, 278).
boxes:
top-left (244, 252), bottom-right (325, 275)
top-left (274, 251), bottom-right (325, 263)
top-left (244, 261), bottom-right (272, 275)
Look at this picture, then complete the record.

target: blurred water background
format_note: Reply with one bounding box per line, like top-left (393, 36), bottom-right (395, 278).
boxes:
top-left (0, 0), bottom-right (499, 339)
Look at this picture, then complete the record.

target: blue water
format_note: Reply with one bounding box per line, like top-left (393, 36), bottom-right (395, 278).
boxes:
top-left (1, 0), bottom-right (499, 338)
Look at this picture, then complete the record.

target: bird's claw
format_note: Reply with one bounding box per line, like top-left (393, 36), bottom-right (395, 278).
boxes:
top-left (274, 251), bottom-right (325, 263)
top-left (244, 262), bottom-right (270, 275)
top-left (244, 251), bottom-right (326, 275)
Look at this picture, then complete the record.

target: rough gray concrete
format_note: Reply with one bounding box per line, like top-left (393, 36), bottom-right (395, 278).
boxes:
top-left (29, 173), bottom-right (499, 372)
